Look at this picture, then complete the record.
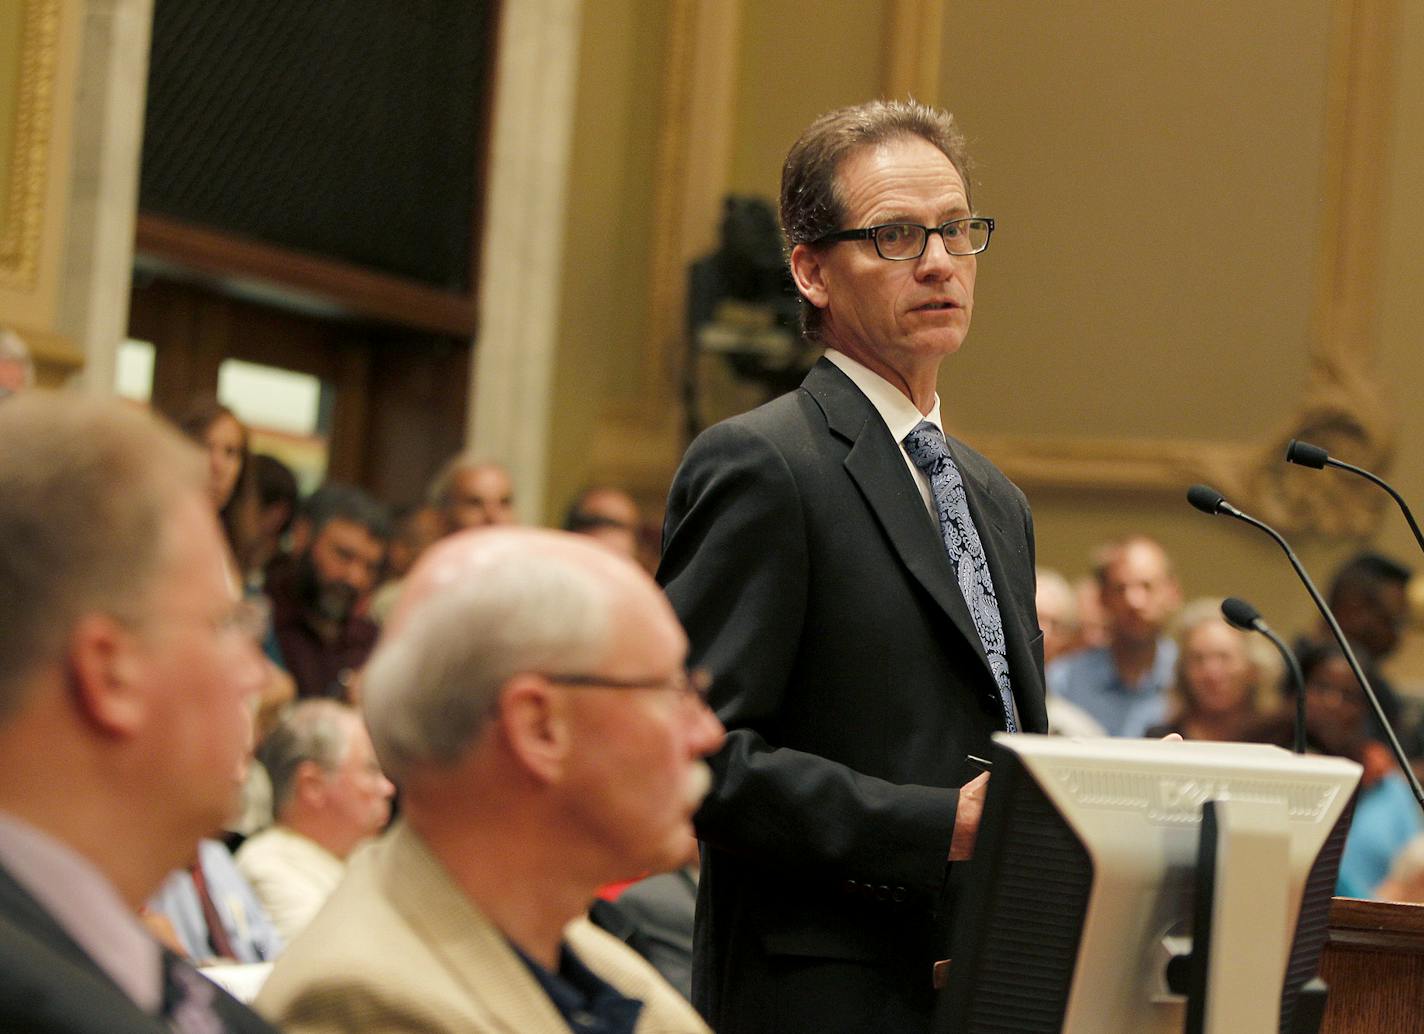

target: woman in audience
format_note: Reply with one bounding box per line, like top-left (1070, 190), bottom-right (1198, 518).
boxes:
top-left (1146, 597), bottom-right (1280, 741)
top-left (175, 395), bottom-right (294, 833)
top-left (178, 395), bottom-right (262, 579)
top-left (1244, 640), bottom-right (1423, 897)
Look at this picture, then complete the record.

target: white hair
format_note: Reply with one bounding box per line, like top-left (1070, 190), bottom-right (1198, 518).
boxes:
top-left (258, 700), bottom-right (357, 815)
top-left (361, 541), bottom-right (612, 779)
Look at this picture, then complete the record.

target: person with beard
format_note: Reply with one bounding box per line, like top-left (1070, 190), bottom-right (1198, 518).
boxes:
top-left (265, 484), bottom-right (390, 701)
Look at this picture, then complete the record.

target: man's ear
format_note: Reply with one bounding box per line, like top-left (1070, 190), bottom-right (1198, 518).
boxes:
top-left (66, 614), bottom-right (150, 738)
top-left (789, 242), bottom-right (831, 312)
top-left (495, 675), bottom-right (571, 785)
top-left (293, 758), bottom-right (329, 807)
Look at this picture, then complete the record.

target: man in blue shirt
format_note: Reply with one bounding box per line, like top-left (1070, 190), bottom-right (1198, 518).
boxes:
top-left (1048, 535), bottom-right (1182, 736)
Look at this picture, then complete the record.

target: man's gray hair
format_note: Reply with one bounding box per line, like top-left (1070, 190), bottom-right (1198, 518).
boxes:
top-left (0, 393), bottom-right (204, 716)
top-left (258, 700), bottom-right (358, 815)
top-left (361, 541), bottom-right (612, 779)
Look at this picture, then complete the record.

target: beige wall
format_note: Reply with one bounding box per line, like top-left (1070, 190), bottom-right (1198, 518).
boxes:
top-left (1375, 0), bottom-right (1424, 680)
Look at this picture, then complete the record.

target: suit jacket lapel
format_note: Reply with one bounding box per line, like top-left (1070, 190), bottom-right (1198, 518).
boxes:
top-left (382, 823), bottom-right (573, 1034)
top-left (803, 361), bottom-right (999, 689)
top-left (0, 860), bottom-right (94, 966)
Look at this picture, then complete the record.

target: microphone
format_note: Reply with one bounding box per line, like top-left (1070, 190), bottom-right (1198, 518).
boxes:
top-left (1186, 484), bottom-right (1424, 811)
top-left (1220, 597), bottom-right (1307, 755)
top-left (1285, 438), bottom-right (1424, 555)
top-left (1186, 484), bottom-right (1236, 517)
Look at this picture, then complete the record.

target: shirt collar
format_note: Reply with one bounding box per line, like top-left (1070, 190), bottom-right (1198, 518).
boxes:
top-left (511, 939), bottom-right (644, 1033)
top-left (824, 348), bottom-right (943, 442)
top-left (0, 812), bottom-right (163, 1013)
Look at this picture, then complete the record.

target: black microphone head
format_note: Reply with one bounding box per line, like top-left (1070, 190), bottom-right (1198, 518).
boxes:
top-left (1285, 439), bottom-right (1330, 469)
top-left (1187, 484), bottom-right (1226, 515)
top-left (1221, 596), bottom-right (1263, 632)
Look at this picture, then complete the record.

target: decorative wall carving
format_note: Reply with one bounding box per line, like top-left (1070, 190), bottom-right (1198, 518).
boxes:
top-left (0, 0), bottom-right (59, 292)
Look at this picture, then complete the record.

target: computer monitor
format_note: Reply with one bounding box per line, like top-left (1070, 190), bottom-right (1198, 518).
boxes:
top-left (936, 735), bottom-right (1361, 1034)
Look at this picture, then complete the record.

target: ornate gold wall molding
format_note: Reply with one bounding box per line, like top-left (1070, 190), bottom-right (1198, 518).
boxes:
top-left (973, 0), bottom-right (1399, 537)
top-left (0, 0), bottom-right (60, 291)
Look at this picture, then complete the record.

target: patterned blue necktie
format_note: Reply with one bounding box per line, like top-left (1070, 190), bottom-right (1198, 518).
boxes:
top-left (903, 421), bottom-right (1017, 732)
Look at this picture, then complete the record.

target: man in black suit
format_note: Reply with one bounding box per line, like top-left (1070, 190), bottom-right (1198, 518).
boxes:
top-left (0, 394), bottom-right (277, 1033)
top-left (659, 100), bottom-right (1047, 1034)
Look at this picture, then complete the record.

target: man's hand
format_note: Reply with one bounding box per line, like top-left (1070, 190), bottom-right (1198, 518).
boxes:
top-left (948, 771), bottom-right (991, 861)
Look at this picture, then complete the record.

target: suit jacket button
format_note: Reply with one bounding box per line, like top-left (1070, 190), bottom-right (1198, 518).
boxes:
top-left (892, 886), bottom-right (908, 903)
top-left (842, 879), bottom-right (858, 896)
top-left (875, 885), bottom-right (891, 901)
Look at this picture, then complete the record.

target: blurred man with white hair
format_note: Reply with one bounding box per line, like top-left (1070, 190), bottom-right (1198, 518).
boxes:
top-left (257, 527), bottom-right (723, 1033)
top-left (237, 700), bottom-right (394, 943)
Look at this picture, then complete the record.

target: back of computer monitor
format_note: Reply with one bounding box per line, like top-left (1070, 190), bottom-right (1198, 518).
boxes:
top-left (935, 735), bottom-right (1359, 1034)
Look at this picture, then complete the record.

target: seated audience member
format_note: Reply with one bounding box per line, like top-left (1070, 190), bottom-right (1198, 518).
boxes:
top-left (1145, 597), bottom-right (1281, 741)
top-left (1243, 640), bottom-right (1423, 898)
top-left (0, 393), bottom-right (276, 1032)
top-left (1035, 568), bottom-right (1080, 665)
top-left (1322, 550), bottom-right (1413, 745)
top-left (1048, 535), bottom-right (1182, 736)
top-left (0, 326), bottom-right (35, 399)
top-left (429, 452), bottom-right (518, 533)
top-left (266, 483), bottom-right (389, 700)
top-left (176, 399), bottom-right (295, 755)
top-left (256, 527), bottom-right (721, 1033)
top-left (177, 396), bottom-right (261, 577)
top-left (1375, 833), bottom-right (1424, 903)
top-left (1038, 568), bottom-right (1106, 736)
top-left (369, 503), bottom-right (444, 625)
top-left (564, 486), bottom-right (644, 561)
top-left (249, 454), bottom-right (300, 591)
top-left (237, 700), bottom-right (393, 943)
top-left (148, 839), bottom-right (284, 965)
top-left (1072, 573), bottom-right (1110, 652)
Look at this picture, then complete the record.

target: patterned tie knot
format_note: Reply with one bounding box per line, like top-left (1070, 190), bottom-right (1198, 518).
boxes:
top-left (903, 421), bottom-right (951, 476)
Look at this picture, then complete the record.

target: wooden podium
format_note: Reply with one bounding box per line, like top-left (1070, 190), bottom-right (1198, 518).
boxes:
top-left (1318, 897), bottom-right (1424, 1033)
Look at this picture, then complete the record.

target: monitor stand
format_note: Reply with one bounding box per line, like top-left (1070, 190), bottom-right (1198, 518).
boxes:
top-left (1179, 798), bottom-right (1327, 1034)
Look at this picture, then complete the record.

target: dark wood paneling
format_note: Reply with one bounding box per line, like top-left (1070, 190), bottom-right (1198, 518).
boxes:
top-left (1319, 897), bottom-right (1424, 1034)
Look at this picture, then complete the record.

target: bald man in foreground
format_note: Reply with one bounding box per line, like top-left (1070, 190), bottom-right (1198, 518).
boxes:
top-left (257, 527), bottom-right (723, 1033)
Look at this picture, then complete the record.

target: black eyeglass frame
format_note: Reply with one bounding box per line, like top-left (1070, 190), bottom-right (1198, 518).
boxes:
top-left (811, 216), bottom-right (995, 260)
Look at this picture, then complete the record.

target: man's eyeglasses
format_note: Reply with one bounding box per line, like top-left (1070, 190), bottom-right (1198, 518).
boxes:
top-left (541, 668), bottom-right (713, 707)
top-left (812, 217), bottom-right (994, 261)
